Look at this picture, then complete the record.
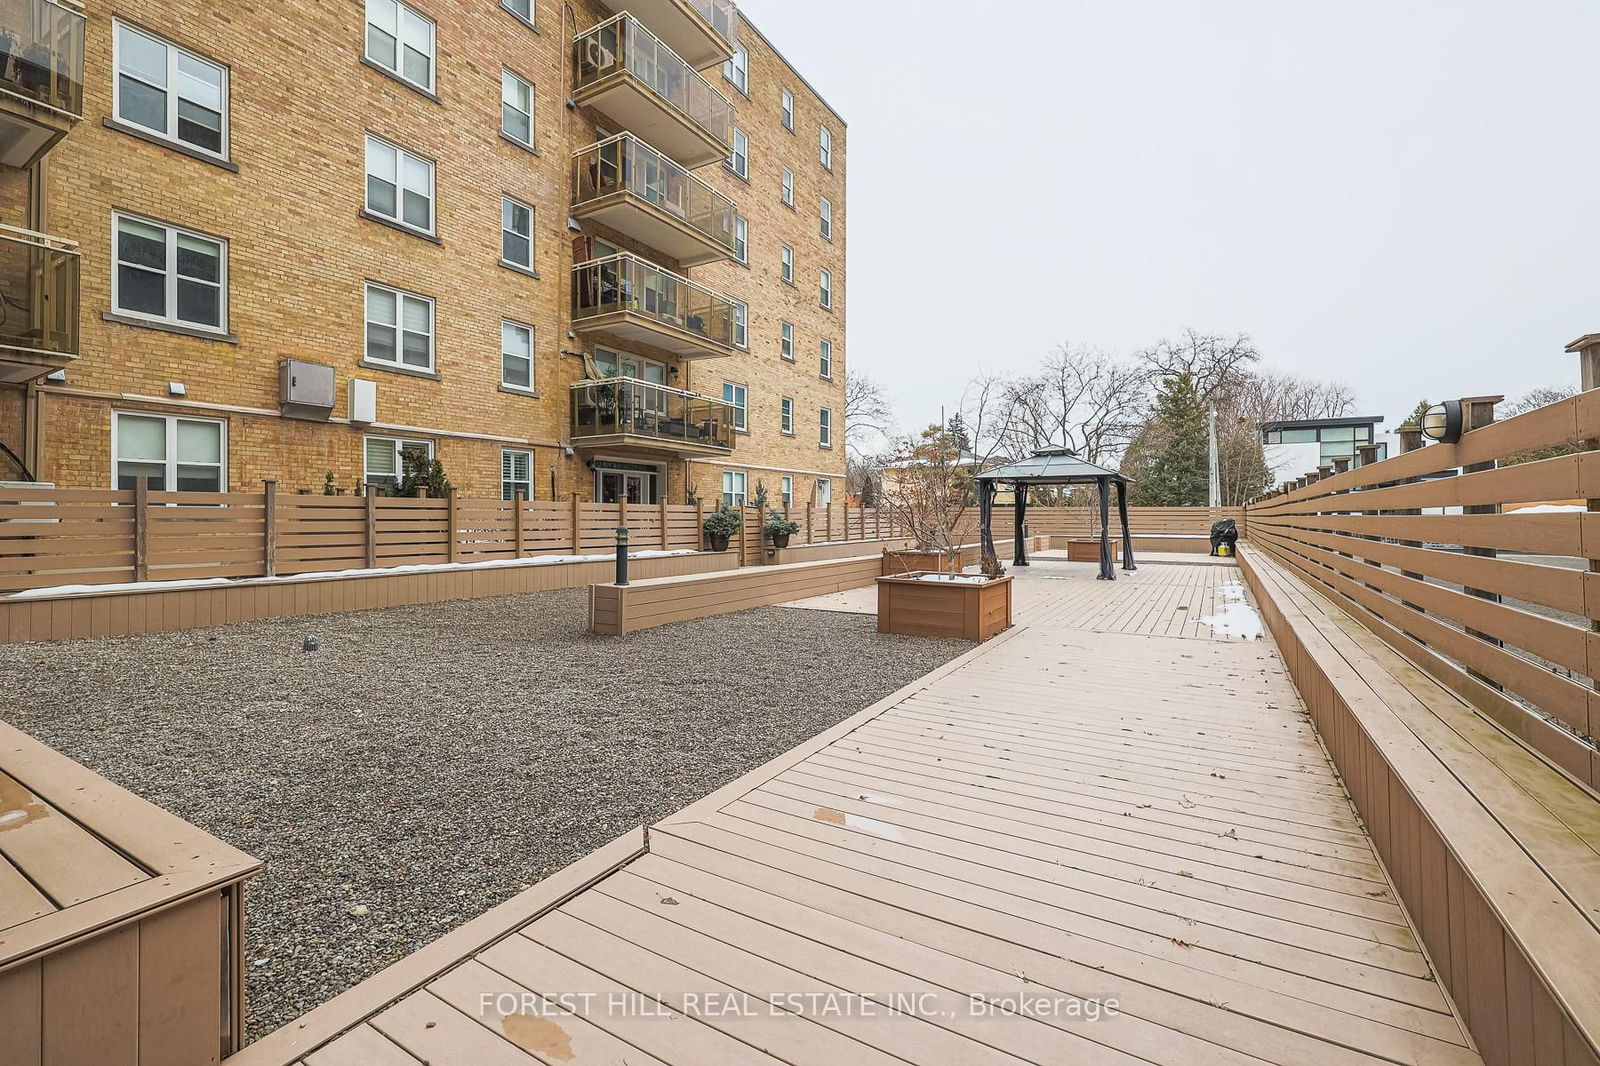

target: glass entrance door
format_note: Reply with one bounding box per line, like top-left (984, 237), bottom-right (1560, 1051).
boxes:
top-left (595, 464), bottom-right (661, 504)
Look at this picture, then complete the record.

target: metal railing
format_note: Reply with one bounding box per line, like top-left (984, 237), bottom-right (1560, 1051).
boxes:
top-left (0, 224), bottom-right (77, 357)
top-left (574, 13), bottom-right (732, 149)
top-left (573, 134), bottom-right (738, 255)
top-left (0, 0), bottom-right (85, 120)
top-left (571, 252), bottom-right (736, 349)
top-left (571, 376), bottom-right (736, 450)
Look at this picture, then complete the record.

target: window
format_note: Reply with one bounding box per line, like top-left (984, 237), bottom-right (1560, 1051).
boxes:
top-left (501, 196), bottom-right (533, 269)
top-left (502, 449), bottom-right (532, 501)
top-left (723, 382), bottom-right (748, 431)
top-left (365, 135), bottom-right (434, 234)
top-left (722, 470), bottom-right (747, 507)
top-left (112, 214), bottom-right (227, 332)
top-left (819, 268), bottom-right (832, 309)
top-left (781, 244), bottom-right (793, 284)
top-left (113, 413), bottom-right (225, 492)
top-left (820, 125), bottom-right (832, 169)
top-left (733, 217), bottom-right (748, 264)
top-left (724, 45), bottom-right (748, 95)
top-left (501, 69), bottom-right (534, 147)
top-left (820, 407), bottom-right (833, 447)
top-left (727, 128), bottom-right (749, 180)
top-left (781, 88), bottom-right (794, 131)
top-left (815, 478), bottom-right (832, 506)
top-left (364, 0), bottom-right (435, 92)
top-left (780, 397), bottom-right (794, 435)
top-left (819, 339), bottom-right (832, 379)
top-left (365, 436), bottom-right (433, 490)
top-left (820, 197), bottom-right (832, 240)
top-left (780, 475), bottom-right (793, 505)
top-left (502, 320), bottom-right (534, 391)
top-left (365, 282), bottom-right (435, 370)
top-left (502, 0), bottom-right (534, 26)
top-left (732, 299), bottom-right (747, 348)
top-left (781, 168), bottom-right (794, 207)
top-left (780, 321), bottom-right (794, 361)
top-left (114, 22), bottom-right (228, 157)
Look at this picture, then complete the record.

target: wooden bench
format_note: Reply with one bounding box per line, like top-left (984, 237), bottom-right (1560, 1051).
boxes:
top-left (1239, 545), bottom-right (1600, 1066)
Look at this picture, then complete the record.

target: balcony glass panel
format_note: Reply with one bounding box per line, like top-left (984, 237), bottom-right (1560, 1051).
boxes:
top-left (571, 377), bottom-right (735, 450)
top-left (574, 15), bottom-right (731, 149)
top-left (0, 228), bottom-right (78, 356)
top-left (686, 0), bottom-right (738, 49)
top-left (573, 135), bottom-right (736, 255)
top-left (572, 253), bottom-right (736, 349)
top-left (0, 0), bottom-right (85, 118)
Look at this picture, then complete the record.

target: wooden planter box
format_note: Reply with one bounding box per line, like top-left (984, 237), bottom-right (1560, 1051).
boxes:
top-left (881, 548), bottom-right (966, 576)
top-left (877, 572), bottom-right (1013, 642)
top-left (1065, 538), bottom-right (1121, 562)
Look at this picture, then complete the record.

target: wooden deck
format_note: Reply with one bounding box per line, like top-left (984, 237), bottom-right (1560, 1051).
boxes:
top-left (243, 558), bottom-right (1481, 1066)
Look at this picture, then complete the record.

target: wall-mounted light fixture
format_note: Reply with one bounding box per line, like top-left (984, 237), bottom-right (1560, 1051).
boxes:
top-left (1420, 400), bottom-right (1463, 444)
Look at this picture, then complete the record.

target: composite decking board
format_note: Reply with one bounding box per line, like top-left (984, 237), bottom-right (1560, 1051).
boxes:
top-left (0, 853), bottom-right (52, 926)
top-left (301, 1022), bottom-right (423, 1065)
top-left (0, 769), bottom-right (147, 908)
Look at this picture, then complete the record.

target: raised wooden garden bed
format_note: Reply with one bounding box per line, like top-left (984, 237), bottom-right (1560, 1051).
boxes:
top-left (1064, 538), bottom-right (1121, 562)
top-left (876, 572), bottom-right (1013, 642)
top-left (880, 548), bottom-right (966, 576)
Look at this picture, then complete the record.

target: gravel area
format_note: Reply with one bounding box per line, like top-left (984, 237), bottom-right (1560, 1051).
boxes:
top-left (0, 588), bottom-right (965, 1039)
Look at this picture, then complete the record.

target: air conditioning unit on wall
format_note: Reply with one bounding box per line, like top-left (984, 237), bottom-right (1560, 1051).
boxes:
top-left (279, 359), bottom-right (335, 421)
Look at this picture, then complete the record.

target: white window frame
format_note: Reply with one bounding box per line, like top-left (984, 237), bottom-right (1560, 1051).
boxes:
top-left (723, 381), bottom-right (748, 432)
top-left (112, 20), bottom-right (230, 160)
top-left (781, 88), bottom-right (794, 131)
top-left (501, 0), bottom-right (535, 28)
top-left (364, 281), bottom-right (436, 372)
top-left (111, 412), bottom-right (227, 492)
top-left (732, 299), bottom-right (748, 349)
top-left (501, 196), bottom-right (534, 270)
top-left (501, 68), bottom-right (535, 148)
top-left (780, 244), bottom-right (793, 284)
top-left (733, 216), bottom-right (748, 264)
top-left (820, 407), bottom-right (833, 448)
top-left (111, 212), bottom-right (228, 333)
top-left (364, 0), bottom-right (436, 93)
top-left (819, 339), bottom-right (832, 380)
top-left (724, 45), bottom-right (748, 95)
top-left (722, 470), bottom-right (747, 507)
top-left (819, 268), bottom-right (832, 310)
top-left (501, 319), bottom-right (535, 393)
top-left (820, 197), bottom-right (832, 241)
top-left (502, 448), bottom-right (533, 501)
top-left (780, 321), bottom-right (794, 361)
top-left (780, 475), bottom-right (793, 505)
top-left (816, 478), bottom-right (832, 507)
top-left (727, 127), bottom-right (748, 180)
top-left (781, 167), bottom-right (794, 207)
top-left (820, 124), bottom-right (832, 169)
top-left (365, 134), bottom-right (436, 235)
top-left (364, 435), bottom-right (434, 490)
top-left (780, 397), bottom-right (794, 435)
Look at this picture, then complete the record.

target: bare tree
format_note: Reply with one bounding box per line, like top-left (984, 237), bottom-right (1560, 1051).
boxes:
top-left (844, 372), bottom-right (892, 456)
top-left (1231, 370), bottom-right (1358, 424)
top-left (881, 425), bottom-right (973, 568)
top-left (1138, 329), bottom-right (1260, 405)
top-left (991, 346), bottom-right (1149, 467)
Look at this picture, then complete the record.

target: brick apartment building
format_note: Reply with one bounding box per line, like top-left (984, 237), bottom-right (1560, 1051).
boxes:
top-left (0, 0), bottom-right (846, 510)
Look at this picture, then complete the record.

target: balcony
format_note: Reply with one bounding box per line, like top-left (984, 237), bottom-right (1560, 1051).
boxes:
top-left (571, 377), bottom-right (736, 456)
top-left (573, 135), bottom-right (738, 267)
top-left (596, 0), bottom-right (737, 69)
top-left (0, 0), bottom-right (85, 168)
top-left (0, 225), bottom-right (78, 383)
top-left (572, 252), bottom-right (736, 360)
top-left (574, 14), bottom-right (733, 169)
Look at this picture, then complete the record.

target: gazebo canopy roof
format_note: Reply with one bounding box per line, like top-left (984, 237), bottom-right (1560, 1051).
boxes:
top-left (976, 447), bottom-right (1130, 485)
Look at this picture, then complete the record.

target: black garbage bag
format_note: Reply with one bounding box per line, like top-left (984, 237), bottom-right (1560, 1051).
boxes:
top-left (1209, 519), bottom-right (1239, 556)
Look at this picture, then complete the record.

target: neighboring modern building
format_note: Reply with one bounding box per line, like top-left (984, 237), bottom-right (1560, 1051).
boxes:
top-left (1261, 415), bottom-right (1391, 485)
top-left (0, 0), bottom-right (846, 510)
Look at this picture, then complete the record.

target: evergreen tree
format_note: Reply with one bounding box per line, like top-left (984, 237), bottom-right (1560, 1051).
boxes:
top-left (1128, 373), bottom-right (1209, 505)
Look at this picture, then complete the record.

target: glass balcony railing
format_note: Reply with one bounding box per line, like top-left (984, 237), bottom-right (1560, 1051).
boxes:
top-left (0, 0), bottom-right (85, 119)
top-left (571, 376), bottom-right (735, 450)
top-left (573, 134), bottom-right (737, 256)
top-left (687, 0), bottom-right (738, 50)
top-left (574, 14), bottom-right (732, 150)
top-left (572, 252), bottom-right (736, 350)
top-left (0, 225), bottom-right (78, 358)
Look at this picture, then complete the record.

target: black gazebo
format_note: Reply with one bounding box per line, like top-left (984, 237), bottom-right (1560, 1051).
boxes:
top-left (976, 448), bottom-right (1136, 580)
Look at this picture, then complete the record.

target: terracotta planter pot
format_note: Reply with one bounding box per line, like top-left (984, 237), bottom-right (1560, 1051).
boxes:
top-left (876, 572), bottom-right (1013, 642)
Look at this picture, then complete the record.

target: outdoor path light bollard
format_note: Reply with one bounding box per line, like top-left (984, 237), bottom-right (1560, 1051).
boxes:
top-left (615, 526), bottom-right (629, 586)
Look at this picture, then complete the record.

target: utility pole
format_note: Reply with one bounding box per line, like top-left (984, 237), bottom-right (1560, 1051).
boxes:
top-left (1207, 407), bottom-right (1221, 507)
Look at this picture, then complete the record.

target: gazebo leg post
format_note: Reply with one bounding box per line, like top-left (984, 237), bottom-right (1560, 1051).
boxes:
top-left (1116, 479), bottom-right (1137, 571)
top-left (979, 481), bottom-right (997, 562)
top-left (1096, 479), bottom-right (1115, 580)
top-left (1013, 483), bottom-right (1029, 567)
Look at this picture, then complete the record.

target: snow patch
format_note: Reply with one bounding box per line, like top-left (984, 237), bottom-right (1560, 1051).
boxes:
top-left (1200, 581), bottom-right (1264, 641)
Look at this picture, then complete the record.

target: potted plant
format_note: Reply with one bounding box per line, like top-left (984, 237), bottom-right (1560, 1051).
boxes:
top-left (703, 504), bottom-right (741, 552)
top-left (764, 511), bottom-right (800, 549)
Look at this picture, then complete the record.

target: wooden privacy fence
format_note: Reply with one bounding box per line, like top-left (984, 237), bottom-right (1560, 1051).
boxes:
top-left (1246, 391), bottom-right (1600, 785)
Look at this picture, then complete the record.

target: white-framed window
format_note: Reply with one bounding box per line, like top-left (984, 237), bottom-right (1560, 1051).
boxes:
top-left (723, 45), bottom-right (748, 94)
top-left (365, 282), bottom-right (435, 371)
top-left (780, 244), bottom-right (793, 284)
top-left (502, 448), bottom-right (532, 500)
top-left (780, 167), bottom-right (793, 207)
top-left (820, 124), bottom-right (832, 169)
top-left (502, 319), bottom-right (534, 392)
top-left (781, 88), bottom-right (794, 131)
top-left (365, 134), bottom-right (435, 234)
top-left (727, 128), bottom-right (748, 179)
top-left (112, 412), bottom-right (226, 492)
top-left (820, 197), bottom-right (832, 241)
top-left (780, 475), bottom-right (793, 505)
top-left (501, 196), bottom-right (533, 269)
top-left (502, 0), bottom-right (535, 27)
top-left (365, 0), bottom-right (435, 92)
top-left (501, 69), bottom-right (534, 147)
top-left (723, 382), bottom-right (748, 431)
top-left (365, 435), bottom-right (433, 490)
top-left (820, 407), bottom-right (833, 447)
top-left (819, 339), bottom-right (832, 380)
top-left (780, 396), bottom-right (794, 435)
top-left (722, 470), bottom-right (747, 507)
top-left (733, 216), bottom-right (748, 264)
top-left (112, 213), bottom-right (227, 332)
top-left (113, 21), bottom-right (229, 158)
top-left (816, 478), bottom-right (832, 506)
top-left (732, 299), bottom-right (748, 348)
top-left (780, 321), bottom-right (794, 361)
top-left (819, 268), bottom-right (832, 309)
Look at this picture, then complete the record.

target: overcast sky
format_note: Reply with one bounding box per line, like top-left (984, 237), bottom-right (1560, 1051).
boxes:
top-left (745, 0), bottom-right (1599, 436)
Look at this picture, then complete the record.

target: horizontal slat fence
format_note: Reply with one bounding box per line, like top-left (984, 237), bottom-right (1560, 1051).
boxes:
top-left (1245, 391), bottom-right (1600, 785)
